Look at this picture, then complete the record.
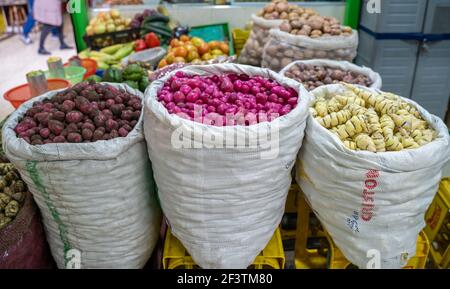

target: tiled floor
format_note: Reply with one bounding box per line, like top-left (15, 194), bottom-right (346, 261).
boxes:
top-left (0, 19), bottom-right (76, 121)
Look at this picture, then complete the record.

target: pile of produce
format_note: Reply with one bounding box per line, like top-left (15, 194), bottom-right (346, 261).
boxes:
top-left (130, 9), bottom-right (157, 29)
top-left (158, 35), bottom-right (230, 68)
top-left (78, 42), bottom-right (134, 70)
top-left (86, 10), bottom-right (131, 36)
top-left (157, 71), bottom-right (299, 125)
top-left (14, 82), bottom-right (142, 144)
top-left (311, 84), bottom-right (436, 152)
top-left (103, 0), bottom-right (143, 5)
top-left (284, 63), bottom-right (373, 90)
top-left (103, 63), bottom-right (149, 92)
top-left (277, 9), bottom-right (352, 38)
top-left (0, 163), bottom-right (26, 230)
top-left (134, 32), bottom-right (161, 52)
top-left (256, 0), bottom-right (316, 21)
top-left (140, 13), bottom-right (172, 46)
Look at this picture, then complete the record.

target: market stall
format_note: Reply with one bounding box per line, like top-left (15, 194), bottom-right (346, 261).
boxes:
top-left (1, 0), bottom-right (450, 271)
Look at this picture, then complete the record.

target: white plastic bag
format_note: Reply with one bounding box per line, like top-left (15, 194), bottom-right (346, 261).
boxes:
top-left (279, 59), bottom-right (382, 90)
top-left (2, 83), bottom-right (161, 269)
top-left (144, 63), bottom-right (311, 268)
top-left (296, 84), bottom-right (450, 269)
top-left (262, 28), bottom-right (358, 72)
top-left (238, 15), bottom-right (284, 67)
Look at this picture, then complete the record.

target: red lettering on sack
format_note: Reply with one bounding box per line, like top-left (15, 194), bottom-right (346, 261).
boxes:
top-left (365, 179), bottom-right (378, 190)
top-left (360, 170), bottom-right (379, 222)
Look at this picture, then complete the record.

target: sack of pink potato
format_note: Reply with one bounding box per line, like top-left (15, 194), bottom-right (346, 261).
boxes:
top-left (144, 63), bottom-right (311, 268)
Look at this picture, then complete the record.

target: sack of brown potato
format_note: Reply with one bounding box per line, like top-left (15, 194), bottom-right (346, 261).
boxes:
top-left (262, 28), bottom-right (358, 72)
top-left (238, 14), bottom-right (284, 67)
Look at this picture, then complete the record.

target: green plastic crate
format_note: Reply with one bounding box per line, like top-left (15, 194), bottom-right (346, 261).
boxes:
top-left (189, 23), bottom-right (235, 56)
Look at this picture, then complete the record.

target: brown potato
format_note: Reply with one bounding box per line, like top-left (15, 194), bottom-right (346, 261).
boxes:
top-left (280, 22), bottom-right (292, 32)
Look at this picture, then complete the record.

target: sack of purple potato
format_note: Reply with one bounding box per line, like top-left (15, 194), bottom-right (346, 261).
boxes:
top-left (280, 59), bottom-right (382, 91)
top-left (2, 81), bottom-right (161, 268)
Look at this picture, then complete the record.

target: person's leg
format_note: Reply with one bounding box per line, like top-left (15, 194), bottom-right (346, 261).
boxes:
top-left (58, 22), bottom-right (72, 49)
top-left (21, 0), bottom-right (35, 44)
top-left (38, 24), bottom-right (53, 55)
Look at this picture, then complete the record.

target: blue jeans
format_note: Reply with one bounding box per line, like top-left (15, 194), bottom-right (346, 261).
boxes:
top-left (22, 0), bottom-right (58, 37)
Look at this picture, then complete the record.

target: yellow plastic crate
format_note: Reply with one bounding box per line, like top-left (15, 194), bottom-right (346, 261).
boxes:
top-left (294, 189), bottom-right (329, 269)
top-left (425, 178), bottom-right (450, 241)
top-left (425, 178), bottom-right (450, 269)
top-left (163, 228), bottom-right (285, 269)
top-left (232, 28), bottom-right (250, 56)
top-left (328, 231), bottom-right (430, 269)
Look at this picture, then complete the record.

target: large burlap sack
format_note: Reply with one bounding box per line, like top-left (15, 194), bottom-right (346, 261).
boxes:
top-left (296, 84), bottom-right (450, 268)
top-left (0, 192), bottom-right (54, 269)
top-left (238, 15), bottom-right (284, 67)
top-left (279, 59), bottom-right (382, 90)
top-left (144, 63), bottom-right (310, 268)
top-left (2, 83), bottom-right (161, 268)
top-left (262, 28), bottom-right (358, 72)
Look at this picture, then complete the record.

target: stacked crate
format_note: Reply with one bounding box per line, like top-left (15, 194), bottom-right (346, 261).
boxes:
top-left (356, 0), bottom-right (450, 120)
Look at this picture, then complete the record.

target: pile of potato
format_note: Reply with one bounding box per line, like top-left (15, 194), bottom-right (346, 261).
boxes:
top-left (0, 163), bottom-right (26, 230)
top-left (256, 0), bottom-right (316, 21)
top-left (284, 63), bottom-right (373, 90)
top-left (311, 84), bottom-right (436, 152)
top-left (278, 12), bottom-right (352, 38)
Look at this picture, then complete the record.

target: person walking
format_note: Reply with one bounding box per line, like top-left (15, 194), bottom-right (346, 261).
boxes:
top-left (21, 0), bottom-right (58, 45)
top-left (33, 0), bottom-right (72, 55)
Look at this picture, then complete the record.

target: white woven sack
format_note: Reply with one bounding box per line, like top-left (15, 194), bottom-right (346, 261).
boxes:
top-left (279, 59), bottom-right (382, 90)
top-left (262, 29), bottom-right (359, 71)
top-left (144, 63), bottom-right (311, 268)
top-left (2, 83), bottom-right (161, 268)
top-left (238, 15), bottom-right (284, 66)
top-left (297, 84), bottom-right (450, 268)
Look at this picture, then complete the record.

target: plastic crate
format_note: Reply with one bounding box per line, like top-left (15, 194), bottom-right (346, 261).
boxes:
top-left (189, 23), bottom-right (235, 56)
top-left (355, 29), bottom-right (420, 98)
top-left (425, 178), bottom-right (450, 269)
top-left (83, 28), bottom-right (141, 50)
top-left (328, 230), bottom-right (430, 269)
top-left (162, 228), bottom-right (284, 269)
top-left (410, 39), bottom-right (450, 120)
top-left (294, 190), bottom-right (329, 269)
top-left (232, 28), bottom-right (250, 56)
top-left (359, 0), bottom-right (427, 33)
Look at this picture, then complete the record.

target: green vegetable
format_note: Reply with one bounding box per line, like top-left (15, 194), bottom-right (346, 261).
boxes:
top-left (100, 43), bottom-right (125, 55)
top-left (112, 43), bottom-right (134, 61)
top-left (125, 80), bottom-right (139, 90)
top-left (86, 75), bottom-right (103, 83)
top-left (142, 14), bottom-right (170, 24)
top-left (96, 61), bottom-right (109, 70)
top-left (139, 76), bottom-right (150, 92)
top-left (103, 67), bottom-right (123, 83)
top-left (123, 64), bottom-right (145, 82)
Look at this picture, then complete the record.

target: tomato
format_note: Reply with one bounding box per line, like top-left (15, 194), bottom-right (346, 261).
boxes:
top-left (144, 32), bottom-right (161, 48)
top-left (134, 39), bottom-right (147, 52)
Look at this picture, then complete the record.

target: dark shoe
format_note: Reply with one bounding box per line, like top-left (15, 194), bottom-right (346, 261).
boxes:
top-left (38, 48), bottom-right (51, 55)
top-left (60, 43), bottom-right (73, 50)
